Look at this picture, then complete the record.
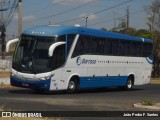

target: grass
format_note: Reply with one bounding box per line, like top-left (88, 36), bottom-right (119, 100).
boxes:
top-left (141, 100), bottom-right (154, 106)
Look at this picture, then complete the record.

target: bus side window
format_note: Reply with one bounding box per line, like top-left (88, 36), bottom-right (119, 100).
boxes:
top-left (51, 45), bottom-right (65, 70)
top-left (132, 42), bottom-right (142, 57)
top-left (124, 41), bottom-right (131, 56)
top-left (83, 36), bottom-right (89, 54)
top-left (91, 37), bottom-right (97, 55)
top-left (143, 43), bottom-right (153, 57)
top-left (87, 37), bottom-right (92, 54)
top-left (104, 39), bottom-right (112, 55)
top-left (66, 34), bottom-right (76, 56)
top-left (72, 36), bottom-right (85, 57)
top-left (101, 39), bottom-right (105, 55)
top-left (111, 40), bottom-right (119, 55)
top-left (119, 40), bottom-right (124, 56)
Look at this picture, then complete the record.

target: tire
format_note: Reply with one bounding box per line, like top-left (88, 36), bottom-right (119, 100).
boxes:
top-left (125, 77), bottom-right (134, 90)
top-left (67, 78), bottom-right (78, 94)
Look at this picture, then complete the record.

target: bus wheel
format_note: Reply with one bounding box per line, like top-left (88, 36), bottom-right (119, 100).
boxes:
top-left (125, 77), bottom-right (134, 90)
top-left (67, 79), bottom-right (78, 94)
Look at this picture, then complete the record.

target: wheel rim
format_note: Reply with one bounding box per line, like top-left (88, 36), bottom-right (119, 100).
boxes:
top-left (127, 79), bottom-right (132, 89)
top-left (68, 81), bottom-right (75, 90)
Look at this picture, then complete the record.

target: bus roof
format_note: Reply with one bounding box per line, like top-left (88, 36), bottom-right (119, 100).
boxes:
top-left (23, 25), bottom-right (153, 43)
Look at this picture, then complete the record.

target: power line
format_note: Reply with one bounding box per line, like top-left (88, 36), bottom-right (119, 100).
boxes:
top-left (126, 6), bottom-right (129, 28)
top-left (25, 0), bottom-right (66, 14)
top-left (0, 0), bottom-right (18, 59)
top-left (87, 9), bottom-right (147, 27)
top-left (54, 0), bottom-right (133, 25)
top-left (0, 0), bottom-right (18, 27)
top-left (24, 0), bottom-right (95, 22)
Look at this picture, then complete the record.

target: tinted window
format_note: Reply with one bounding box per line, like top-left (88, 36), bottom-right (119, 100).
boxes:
top-left (131, 42), bottom-right (142, 57)
top-left (104, 40), bottom-right (112, 55)
top-left (72, 35), bottom-right (152, 58)
top-left (66, 34), bottom-right (76, 56)
top-left (143, 43), bottom-right (152, 57)
top-left (112, 40), bottom-right (119, 55)
top-left (91, 37), bottom-right (98, 54)
top-left (72, 36), bottom-right (85, 57)
top-left (50, 45), bottom-right (65, 69)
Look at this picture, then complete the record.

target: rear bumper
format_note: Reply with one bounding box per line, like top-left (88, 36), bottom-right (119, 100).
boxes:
top-left (10, 76), bottom-right (51, 91)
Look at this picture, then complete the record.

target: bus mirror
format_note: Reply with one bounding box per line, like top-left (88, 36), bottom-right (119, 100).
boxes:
top-left (6, 38), bottom-right (19, 52)
top-left (49, 42), bottom-right (66, 57)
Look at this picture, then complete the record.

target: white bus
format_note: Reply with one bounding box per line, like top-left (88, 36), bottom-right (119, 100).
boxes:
top-left (7, 25), bottom-right (153, 93)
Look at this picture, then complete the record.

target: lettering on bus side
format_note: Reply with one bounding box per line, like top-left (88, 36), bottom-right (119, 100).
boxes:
top-left (76, 57), bottom-right (96, 66)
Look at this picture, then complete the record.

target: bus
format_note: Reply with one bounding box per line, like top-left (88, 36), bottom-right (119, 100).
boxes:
top-left (6, 25), bottom-right (153, 93)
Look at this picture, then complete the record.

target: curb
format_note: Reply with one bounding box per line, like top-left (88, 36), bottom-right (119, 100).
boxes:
top-left (133, 103), bottom-right (160, 110)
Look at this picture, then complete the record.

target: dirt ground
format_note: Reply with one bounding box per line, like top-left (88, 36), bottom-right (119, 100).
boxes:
top-left (0, 71), bottom-right (11, 78)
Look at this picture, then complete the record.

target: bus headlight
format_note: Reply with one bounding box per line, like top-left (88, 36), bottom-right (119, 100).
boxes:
top-left (40, 74), bottom-right (54, 81)
top-left (11, 73), bottom-right (15, 77)
top-left (40, 77), bottom-right (46, 80)
top-left (40, 76), bottom-right (52, 81)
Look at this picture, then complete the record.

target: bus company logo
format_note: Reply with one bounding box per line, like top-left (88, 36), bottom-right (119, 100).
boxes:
top-left (76, 57), bottom-right (82, 66)
top-left (76, 57), bottom-right (96, 66)
top-left (2, 112), bottom-right (11, 117)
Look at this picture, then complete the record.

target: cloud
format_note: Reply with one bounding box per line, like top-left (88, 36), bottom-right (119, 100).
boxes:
top-left (23, 15), bottom-right (36, 21)
top-left (14, 14), bottom-right (36, 21)
top-left (79, 13), bottom-right (97, 21)
top-left (53, 0), bottom-right (93, 5)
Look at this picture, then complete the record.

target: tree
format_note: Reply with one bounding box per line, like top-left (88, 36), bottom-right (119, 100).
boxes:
top-left (146, 0), bottom-right (160, 78)
top-left (0, 0), bottom-right (18, 59)
top-left (135, 29), bottom-right (152, 38)
top-left (101, 28), bottom-right (108, 31)
top-left (110, 18), bottom-right (137, 36)
top-left (119, 27), bottom-right (136, 36)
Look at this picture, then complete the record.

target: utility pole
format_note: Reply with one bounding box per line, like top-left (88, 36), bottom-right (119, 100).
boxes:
top-left (0, 2), bottom-right (3, 26)
top-left (18, 0), bottom-right (22, 36)
top-left (0, 0), bottom-right (18, 59)
top-left (126, 6), bottom-right (129, 28)
top-left (113, 12), bottom-right (116, 28)
top-left (1, 25), bottom-right (6, 59)
top-left (85, 17), bottom-right (88, 27)
top-left (0, 2), bottom-right (6, 59)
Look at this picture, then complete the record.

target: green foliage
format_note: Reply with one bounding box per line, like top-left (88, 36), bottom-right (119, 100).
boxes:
top-left (101, 27), bottom-right (108, 31)
top-left (146, 0), bottom-right (160, 78)
top-left (135, 29), bottom-right (152, 39)
top-left (119, 27), bottom-right (137, 36)
top-left (108, 27), bottom-right (152, 39)
top-left (141, 100), bottom-right (154, 106)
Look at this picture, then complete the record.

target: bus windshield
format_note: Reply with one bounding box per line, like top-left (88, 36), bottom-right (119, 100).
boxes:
top-left (12, 35), bottom-right (65, 74)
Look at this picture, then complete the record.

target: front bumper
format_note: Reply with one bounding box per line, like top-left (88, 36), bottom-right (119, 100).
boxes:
top-left (10, 76), bottom-right (51, 91)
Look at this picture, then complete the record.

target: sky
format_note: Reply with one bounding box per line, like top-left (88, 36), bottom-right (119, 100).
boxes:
top-left (6, 0), bottom-right (154, 38)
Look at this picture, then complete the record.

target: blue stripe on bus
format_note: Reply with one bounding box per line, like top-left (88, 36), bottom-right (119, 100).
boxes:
top-left (80, 76), bottom-right (128, 89)
top-left (10, 76), bottom-right (51, 91)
